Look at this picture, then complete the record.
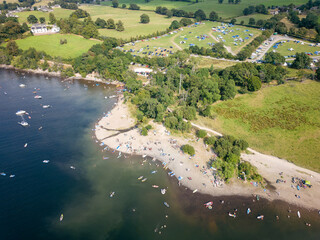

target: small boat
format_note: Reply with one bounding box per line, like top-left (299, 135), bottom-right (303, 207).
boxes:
top-left (152, 185), bottom-right (159, 188)
top-left (151, 170), bottom-right (157, 174)
top-left (142, 155), bottom-right (147, 158)
top-left (19, 84), bottom-right (26, 88)
top-left (42, 105), bottom-right (51, 109)
top-left (70, 166), bottom-right (75, 170)
top-left (103, 157), bottom-right (109, 160)
top-left (161, 189), bottom-right (166, 195)
top-left (138, 176), bottom-right (143, 180)
top-left (193, 189), bottom-right (198, 194)
top-left (164, 202), bottom-right (170, 208)
top-left (34, 95), bottom-right (42, 99)
top-left (60, 214), bottom-right (64, 222)
top-left (247, 208), bottom-right (251, 214)
top-left (43, 160), bottom-right (50, 163)
top-left (257, 215), bottom-right (264, 220)
top-left (10, 175), bottom-right (15, 178)
top-left (16, 110), bottom-right (26, 116)
top-left (229, 213), bottom-right (236, 218)
top-left (204, 201), bottom-right (213, 208)
top-left (38, 126), bottom-right (43, 130)
top-left (297, 211), bottom-right (301, 218)
top-left (141, 178), bottom-right (147, 182)
top-left (0, 172), bottom-right (6, 176)
top-left (110, 192), bottom-right (115, 198)
top-left (18, 121), bottom-right (29, 127)
top-left (24, 143), bottom-right (28, 148)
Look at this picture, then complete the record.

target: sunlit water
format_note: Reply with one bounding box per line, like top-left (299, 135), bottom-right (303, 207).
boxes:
top-left (0, 69), bottom-right (319, 240)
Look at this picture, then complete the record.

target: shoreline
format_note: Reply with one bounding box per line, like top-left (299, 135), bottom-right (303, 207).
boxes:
top-left (0, 64), bottom-right (125, 86)
top-left (95, 96), bottom-right (320, 211)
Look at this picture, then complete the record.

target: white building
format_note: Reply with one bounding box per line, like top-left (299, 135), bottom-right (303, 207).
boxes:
top-left (31, 24), bottom-right (60, 35)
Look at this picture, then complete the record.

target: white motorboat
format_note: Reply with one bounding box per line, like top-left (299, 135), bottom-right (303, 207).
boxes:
top-left (34, 95), bottom-right (42, 99)
top-left (60, 214), bottom-right (64, 222)
top-left (16, 110), bottom-right (26, 116)
top-left (19, 84), bottom-right (26, 88)
top-left (110, 192), bottom-right (115, 198)
top-left (43, 160), bottom-right (50, 163)
top-left (164, 202), bottom-right (170, 208)
top-left (161, 189), bottom-right (166, 195)
top-left (24, 143), bottom-right (28, 148)
top-left (18, 121), bottom-right (29, 127)
top-left (42, 105), bottom-right (51, 109)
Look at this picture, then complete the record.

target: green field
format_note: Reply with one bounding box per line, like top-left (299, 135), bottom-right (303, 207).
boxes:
top-left (15, 34), bottom-right (100, 58)
top-left (16, 8), bottom-right (73, 25)
top-left (102, 0), bottom-right (309, 19)
top-left (267, 40), bottom-right (320, 58)
top-left (80, 5), bottom-right (180, 40)
top-left (121, 21), bottom-right (261, 56)
top-left (194, 80), bottom-right (320, 172)
top-left (235, 14), bottom-right (272, 25)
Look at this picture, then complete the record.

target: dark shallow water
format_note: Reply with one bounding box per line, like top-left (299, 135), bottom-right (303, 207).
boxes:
top-left (0, 69), bottom-right (319, 240)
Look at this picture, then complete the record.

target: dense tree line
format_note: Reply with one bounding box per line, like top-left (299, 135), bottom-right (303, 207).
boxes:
top-left (243, 4), bottom-right (268, 15)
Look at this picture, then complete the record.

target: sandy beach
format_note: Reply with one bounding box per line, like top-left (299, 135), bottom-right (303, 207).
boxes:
top-left (95, 96), bottom-right (320, 210)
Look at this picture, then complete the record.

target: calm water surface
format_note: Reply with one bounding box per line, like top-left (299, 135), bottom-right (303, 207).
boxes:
top-left (0, 69), bottom-right (319, 240)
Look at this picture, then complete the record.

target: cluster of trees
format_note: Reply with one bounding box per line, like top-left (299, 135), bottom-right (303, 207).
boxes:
top-left (243, 4), bottom-right (268, 15)
top-left (70, 9), bottom-right (90, 18)
top-left (95, 18), bottom-right (124, 31)
top-left (298, 0), bottom-right (320, 11)
top-left (60, 38), bottom-right (67, 45)
top-left (209, 135), bottom-right (261, 182)
top-left (155, 6), bottom-right (219, 22)
top-left (0, 0), bottom-right (35, 10)
top-left (189, 42), bottom-right (234, 59)
top-left (0, 20), bottom-right (28, 43)
top-left (218, 0), bottom-right (241, 3)
top-left (169, 18), bottom-right (193, 30)
top-left (57, 15), bottom-right (99, 39)
top-left (112, 0), bottom-right (140, 10)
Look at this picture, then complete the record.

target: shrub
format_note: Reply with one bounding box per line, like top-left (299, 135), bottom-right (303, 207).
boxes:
top-left (196, 129), bottom-right (207, 138)
top-left (182, 144), bottom-right (195, 156)
top-left (146, 124), bottom-right (152, 130)
top-left (141, 127), bottom-right (148, 136)
top-left (204, 136), bottom-right (216, 145)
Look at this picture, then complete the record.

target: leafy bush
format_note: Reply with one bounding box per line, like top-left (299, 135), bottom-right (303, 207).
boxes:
top-left (141, 127), bottom-right (148, 136)
top-left (196, 129), bottom-right (207, 138)
top-left (182, 144), bottom-right (195, 156)
top-left (204, 136), bottom-right (216, 145)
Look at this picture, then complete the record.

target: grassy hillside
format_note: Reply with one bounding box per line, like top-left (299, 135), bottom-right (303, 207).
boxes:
top-left (267, 40), bottom-right (320, 58)
top-left (102, 0), bottom-right (309, 19)
top-left (16, 8), bottom-right (73, 25)
top-left (194, 80), bottom-right (320, 172)
top-left (80, 5), bottom-right (180, 39)
top-left (15, 34), bottom-right (100, 58)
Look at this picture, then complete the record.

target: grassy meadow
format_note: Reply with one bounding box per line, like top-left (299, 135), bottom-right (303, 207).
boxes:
top-left (197, 57), bottom-right (237, 69)
top-left (100, 0), bottom-right (310, 19)
top-left (194, 80), bottom-right (320, 172)
top-left (16, 8), bottom-right (73, 25)
top-left (80, 5), bottom-right (180, 40)
top-left (267, 40), bottom-right (320, 58)
top-left (121, 21), bottom-right (261, 56)
top-left (15, 34), bottom-right (100, 58)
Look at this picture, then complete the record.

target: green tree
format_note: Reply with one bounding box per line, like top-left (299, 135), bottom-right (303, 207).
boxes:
top-left (209, 11), bottom-right (218, 21)
top-left (204, 136), bottom-right (216, 145)
top-left (122, 4), bottom-right (126, 8)
top-left (49, 13), bottom-right (56, 24)
top-left (140, 14), bottom-right (150, 24)
top-left (27, 15), bottom-right (38, 24)
top-left (39, 17), bottom-right (45, 24)
top-left (6, 40), bottom-right (19, 56)
top-left (95, 18), bottom-right (107, 28)
top-left (169, 20), bottom-right (180, 30)
top-left (248, 18), bottom-right (255, 25)
top-left (196, 129), bottom-right (207, 138)
top-left (316, 68), bottom-right (320, 82)
top-left (141, 127), bottom-right (148, 136)
top-left (194, 9), bottom-right (206, 21)
top-left (182, 144), bottom-right (195, 156)
top-left (112, 0), bottom-right (119, 8)
top-left (106, 18), bottom-right (115, 29)
top-left (166, 10), bottom-right (173, 18)
top-left (230, 18), bottom-right (236, 25)
top-left (247, 76), bottom-right (261, 91)
top-left (264, 52), bottom-right (285, 65)
top-left (292, 52), bottom-right (311, 69)
top-left (116, 20), bottom-right (124, 31)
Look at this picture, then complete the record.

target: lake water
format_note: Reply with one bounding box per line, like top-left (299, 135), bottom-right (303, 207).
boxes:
top-left (0, 69), bottom-right (319, 240)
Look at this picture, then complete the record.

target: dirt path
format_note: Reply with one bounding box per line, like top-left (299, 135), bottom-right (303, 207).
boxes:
top-left (171, 32), bottom-right (183, 51)
top-left (208, 32), bottom-right (236, 55)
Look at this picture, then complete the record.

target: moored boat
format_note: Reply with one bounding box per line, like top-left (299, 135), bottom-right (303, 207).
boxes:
top-left (257, 215), bottom-right (264, 220)
top-left (161, 189), bottom-right (166, 195)
top-left (141, 178), bottom-right (147, 182)
top-left (164, 202), bottom-right (170, 208)
top-left (16, 110), bottom-right (26, 116)
top-left (60, 214), bottom-right (64, 222)
top-left (43, 160), bottom-right (50, 163)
